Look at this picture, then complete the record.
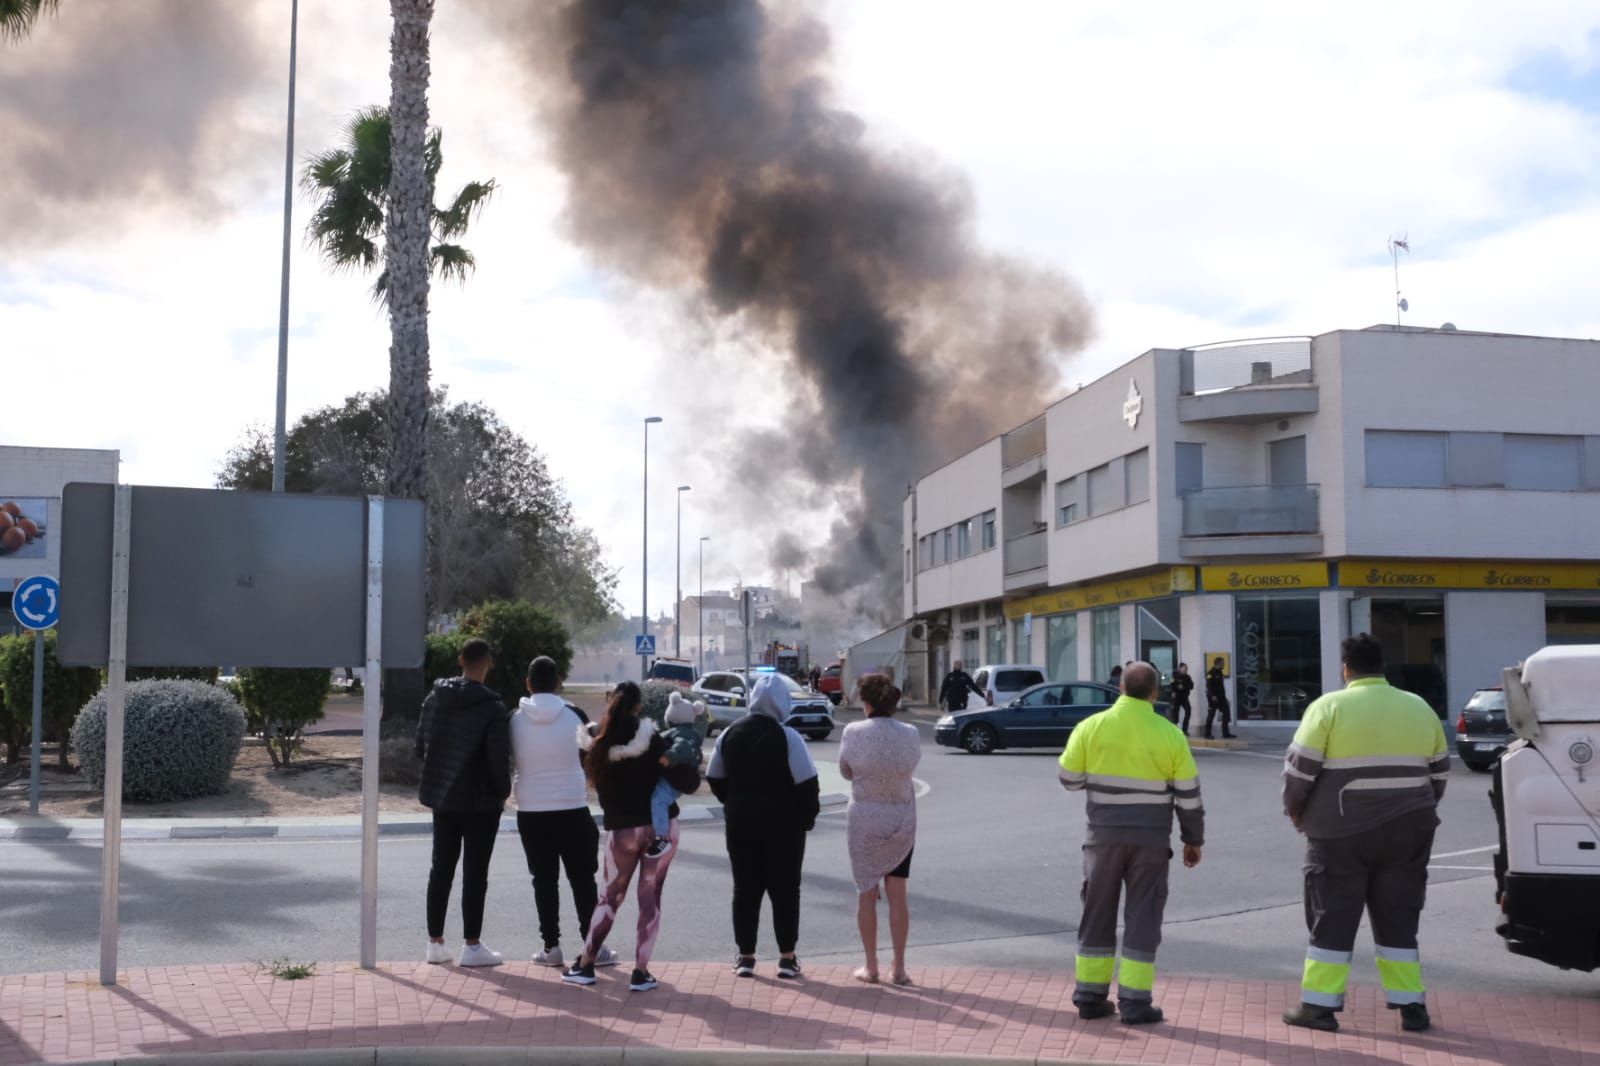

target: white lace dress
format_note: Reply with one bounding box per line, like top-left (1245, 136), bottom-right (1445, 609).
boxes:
top-left (838, 717), bottom-right (922, 895)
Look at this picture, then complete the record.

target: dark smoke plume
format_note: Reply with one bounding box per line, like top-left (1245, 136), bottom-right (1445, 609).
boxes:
top-left (486, 0), bottom-right (1091, 628)
top-left (0, 0), bottom-right (272, 246)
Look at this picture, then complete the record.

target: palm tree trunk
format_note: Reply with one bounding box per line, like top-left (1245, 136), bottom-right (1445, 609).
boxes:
top-left (384, 0), bottom-right (434, 729)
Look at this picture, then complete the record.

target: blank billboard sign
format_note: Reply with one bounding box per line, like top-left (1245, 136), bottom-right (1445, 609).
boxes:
top-left (57, 484), bottom-right (425, 669)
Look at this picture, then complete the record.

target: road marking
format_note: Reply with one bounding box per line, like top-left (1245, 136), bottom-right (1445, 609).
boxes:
top-left (1432, 844), bottom-right (1497, 860)
top-left (1192, 747), bottom-right (1283, 761)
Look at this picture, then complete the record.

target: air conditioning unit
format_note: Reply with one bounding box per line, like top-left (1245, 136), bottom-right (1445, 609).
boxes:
top-left (910, 623), bottom-right (926, 641)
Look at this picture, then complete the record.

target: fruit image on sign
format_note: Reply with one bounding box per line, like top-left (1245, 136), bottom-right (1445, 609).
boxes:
top-left (0, 498), bottom-right (48, 559)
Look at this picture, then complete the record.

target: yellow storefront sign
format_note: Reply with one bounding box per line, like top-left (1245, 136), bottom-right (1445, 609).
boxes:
top-left (1005, 567), bottom-right (1195, 621)
top-left (1199, 562), bottom-right (1331, 592)
top-left (1343, 560), bottom-right (1600, 591)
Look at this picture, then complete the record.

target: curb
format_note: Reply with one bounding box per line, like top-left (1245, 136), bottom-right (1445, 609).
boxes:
top-left (58, 1049), bottom-right (1111, 1066)
top-left (0, 794), bottom-right (850, 843)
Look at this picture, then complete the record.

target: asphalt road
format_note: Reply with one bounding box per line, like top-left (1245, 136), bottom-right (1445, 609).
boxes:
top-left (2, 714), bottom-right (1595, 1001)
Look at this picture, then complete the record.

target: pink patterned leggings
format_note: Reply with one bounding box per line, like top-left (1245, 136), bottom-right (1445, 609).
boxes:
top-left (583, 820), bottom-right (679, 970)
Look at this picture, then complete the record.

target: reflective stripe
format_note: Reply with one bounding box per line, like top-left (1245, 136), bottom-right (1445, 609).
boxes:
top-left (1374, 945), bottom-right (1420, 963)
top-left (1322, 754), bottom-right (1430, 770)
top-left (1172, 777), bottom-right (1199, 791)
top-left (1284, 764), bottom-right (1316, 781)
top-left (1287, 742), bottom-right (1324, 761)
top-left (1302, 954), bottom-right (1350, 1007)
top-left (1118, 957), bottom-right (1155, 993)
top-left (1175, 796), bottom-right (1203, 810)
top-left (1430, 772), bottom-right (1450, 781)
top-left (1076, 954), bottom-right (1115, 986)
top-left (1306, 945), bottom-right (1353, 965)
top-left (1060, 769), bottom-right (1087, 783)
top-left (1341, 776), bottom-right (1430, 792)
top-left (1085, 791), bottom-right (1174, 805)
top-left (1302, 988), bottom-right (1345, 1008)
top-left (1384, 989), bottom-right (1426, 1005)
top-left (1085, 773), bottom-right (1169, 792)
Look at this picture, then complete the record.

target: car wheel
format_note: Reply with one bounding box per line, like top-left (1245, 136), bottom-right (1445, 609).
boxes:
top-left (960, 722), bottom-right (997, 755)
top-left (812, 728), bottom-right (833, 742)
top-left (1463, 757), bottom-right (1490, 773)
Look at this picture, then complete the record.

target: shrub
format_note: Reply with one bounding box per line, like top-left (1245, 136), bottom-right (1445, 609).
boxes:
top-left (0, 630), bottom-right (103, 768)
top-left (640, 681), bottom-right (678, 725)
top-left (457, 600), bottom-right (573, 709)
top-left (378, 734), bottom-right (423, 786)
top-left (424, 631), bottom-right (468, 690)
top-left (72, 680), bottom-right (245, 802)
top-left (236, 668), bottom-right (331, 767)
top-left (128, 666), bottom-right (221, 684)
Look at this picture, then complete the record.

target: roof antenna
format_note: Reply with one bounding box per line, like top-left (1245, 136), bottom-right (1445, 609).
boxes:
top-left (1388, 234), bottom-right (1410, 325)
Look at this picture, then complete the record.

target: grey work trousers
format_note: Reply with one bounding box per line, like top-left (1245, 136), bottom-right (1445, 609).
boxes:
top-left (1075, 841), bottom-right (1171, 1005)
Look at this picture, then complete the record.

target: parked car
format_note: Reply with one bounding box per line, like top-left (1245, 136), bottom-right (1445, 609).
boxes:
top-left (936, 680), bottom-right (1169, 754)
top-left (970, 664), bottom-right (1047, 708)
top-left (692, 668), bottom-right (835, 741)
top-left (817, 663), bottom-right (844, 705)
top-left (647, 657), bottom-right (697, 690)
top-left (1457, 686), bottom-right (1513, 772)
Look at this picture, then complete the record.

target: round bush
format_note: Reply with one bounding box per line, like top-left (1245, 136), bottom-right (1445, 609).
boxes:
top-left (72, 680), bottom-right (246, 802)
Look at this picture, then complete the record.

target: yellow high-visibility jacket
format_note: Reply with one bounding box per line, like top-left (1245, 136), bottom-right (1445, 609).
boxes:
top-left (1059, 695), bottom-right (1204, 847)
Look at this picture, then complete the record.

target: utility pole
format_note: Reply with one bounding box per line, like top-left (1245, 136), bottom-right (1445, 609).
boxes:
top-left (641, 416), bottom-right (662, 679)
top-left (675, 485), bottom-right (690, 658)
top-left (271, 0), bottom-right (300, 493)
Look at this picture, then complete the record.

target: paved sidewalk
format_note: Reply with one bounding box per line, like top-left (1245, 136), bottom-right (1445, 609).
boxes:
top-left (4, 961), bottom-right (1594, 1065)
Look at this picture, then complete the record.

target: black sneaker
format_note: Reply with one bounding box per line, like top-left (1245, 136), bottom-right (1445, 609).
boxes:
top-left (1283, 1002), bottom-right (1339, 1031)
top-left (777, 955), bottom-right (802, 979)
top-left (629, 968), bottom-right (658, 992)
top-left (644, 837), bottom-right (674, 860)
top-left (1077, 999), bottom-right (1115, 1020)
top-left (733, 954), bottom-right (756, 978)
top-left (1398, 1003), bottom-right (1430, 1032)
top-left (1119, 1002), bottom-right (1164, 1026)
top-left (561, 959), bottom-right (596, 986)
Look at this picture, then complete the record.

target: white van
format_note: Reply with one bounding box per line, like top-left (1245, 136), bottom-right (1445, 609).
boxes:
top-left (971, 664), bottom-right (1047, 707)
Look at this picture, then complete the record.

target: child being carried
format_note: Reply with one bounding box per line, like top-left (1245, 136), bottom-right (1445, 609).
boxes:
top-left (646, 692), bottom-right (704, 860)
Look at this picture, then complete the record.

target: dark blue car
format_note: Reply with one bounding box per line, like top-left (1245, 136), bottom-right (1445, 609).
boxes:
top-left (934, 681), bottom-right (1170, 754)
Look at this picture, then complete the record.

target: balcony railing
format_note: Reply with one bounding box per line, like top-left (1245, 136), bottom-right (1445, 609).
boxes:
top-left (1182, 484), bottom-right (1320, 537)
top-left (1003, 528), bottom-right (1048, 574)
top-left (1002, 415), bottom-right (1047, 469)
top-left (1180, 337), bottom-right (1312, 395)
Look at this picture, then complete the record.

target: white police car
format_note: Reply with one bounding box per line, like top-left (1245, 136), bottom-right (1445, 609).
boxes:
top-left (691, 667), bottom-right (834, 741)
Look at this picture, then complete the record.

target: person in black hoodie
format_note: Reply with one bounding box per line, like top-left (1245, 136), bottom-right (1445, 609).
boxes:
top-left (415, 638), bottom-right (512, 967)
top-left (561, 682), bottom-right (700, 993)
top-left (706, 672), bottom-right (821, 980)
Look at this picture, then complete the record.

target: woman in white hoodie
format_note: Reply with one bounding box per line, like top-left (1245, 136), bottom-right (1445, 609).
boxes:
top-left (511, 656), bottom-right (615, 970)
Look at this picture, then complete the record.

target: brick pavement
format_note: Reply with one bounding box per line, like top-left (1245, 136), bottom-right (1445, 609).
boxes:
top-left (2, 962), bottom-right (1595, 1065)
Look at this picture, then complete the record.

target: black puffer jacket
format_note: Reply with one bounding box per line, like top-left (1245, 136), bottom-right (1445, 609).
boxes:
top-left (415, 677), bottom-right (511, 813)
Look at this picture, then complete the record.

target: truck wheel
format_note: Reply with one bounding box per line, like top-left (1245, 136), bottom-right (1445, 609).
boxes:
top-left (961, 723), bottom-right (997, 755)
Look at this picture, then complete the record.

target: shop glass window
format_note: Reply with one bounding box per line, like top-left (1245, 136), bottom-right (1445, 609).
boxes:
top-left (1505, 434), bottom-right (1581, 491)
top-left (1047, 613), bottom-right (1078, 682)
top-left (1012, 618), bottom-right (1029, 662)
top-left (961, 627), bottom-right (981, 667)
top-left (1545, 603), bottom-right (1600, 645)
top-left (986, 625), bottom-right (1006, 665)
top-left (981, 510), bottom-right (997, 549)
top-left (1366, 430), bottom-right (1446, 488)
top-left (1091, 607), bottom-right (1120, 682)
top-left (1126, 448), bottom-right (1150, 504)
top-left (1233, 594), bottom-right (1323, 721)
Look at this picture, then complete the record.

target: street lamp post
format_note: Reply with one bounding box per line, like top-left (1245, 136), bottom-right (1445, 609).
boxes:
top-left (271, 0), bottom-right (300, 493)
top-left (675, 485), bottom-right (691, 658)
top-left (641, 416), bottom-right (663, 680)
top-left (698, 536), bottom-right (710, 674)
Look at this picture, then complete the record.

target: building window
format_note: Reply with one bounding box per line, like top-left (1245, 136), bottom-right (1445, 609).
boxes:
top-left (1055, 476), bottom-right (1081, 526)
top-left (904, 549), bottom-right (911, 583)
top-left (958, 605), bottom-right (981, 624)
top-left (1234, 594), bottom-right (1323, 721)
top-left (1012, 618), bottom-right (1029, 662)
top-left (956, 519), bottom-right (973, 559)
top-left (1506, 434), bottom-right (1581, 491)
top-left (981, 510), bottom-right (997, 550)
top-left (1176, 443), bottom-right (1203, 495)
top-left (1447, 431), bottom-right (1502, 487)
top-left (943, 527), bottom-right (954, 563)
top-left (960, 627), bottom-right (981, 667)
top-left (1087, 462), bottom-right (1123, 516)
top-left (1126, 447), bottom-right (1150, 505)
top-left (1047, 614), bottom-right (1078, 682)
top-left (1091, 607), bottom-right (1120, 683)
top-left (985, 625), bottom-right (1006, 666)
top-left (1366, 430), bottom-right (1447, 488)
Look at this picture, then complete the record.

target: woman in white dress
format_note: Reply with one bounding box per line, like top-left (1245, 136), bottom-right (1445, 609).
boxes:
top-left (838, 674), bottom-right (922, 985)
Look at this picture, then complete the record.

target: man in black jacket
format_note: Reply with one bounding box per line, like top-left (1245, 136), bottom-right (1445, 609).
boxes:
top-left (939, 661), bottom-right (984, 711)
top-left (416, 638), bottom-right (512, 967)
top-left (706, 673), bottom-right (821, 980)
top-left (1204, 658), bottom-right (1236, 740)
top-left (1169, 663), bottom-right (1195, 733)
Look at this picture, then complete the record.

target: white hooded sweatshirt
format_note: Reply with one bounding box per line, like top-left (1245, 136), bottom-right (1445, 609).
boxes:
top-left (510, 693), bottom-right (588, 812)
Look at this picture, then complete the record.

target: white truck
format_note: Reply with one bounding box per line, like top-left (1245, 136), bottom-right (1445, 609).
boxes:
top-left (1491, 645), bottom-right (1600, 971)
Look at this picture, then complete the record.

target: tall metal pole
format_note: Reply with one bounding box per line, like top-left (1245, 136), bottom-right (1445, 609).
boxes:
top-left (698, 536), bottom-right (709, 675)
top-left (271, 0), bottom-right (300, 493)
top-left (641, 416), bottom-right (661, 680)
top-left (675, 485), bottom-right (690, 658)
top-left (359, 496), bottom-right (384, 970)
top-left (99, 484), bottom-right (132, 986)
top-left (28, 629), bottom-right (42, 815)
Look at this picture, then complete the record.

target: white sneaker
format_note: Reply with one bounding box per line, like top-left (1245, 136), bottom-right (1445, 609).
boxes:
top-left (534, 945), bottom-right (563, 968)
top-left (594, 946), bottom-right (619, 968)
top-left (426, 941), bottom-right (451, 965)
top-left (458, 943), bottom-right (504, 968)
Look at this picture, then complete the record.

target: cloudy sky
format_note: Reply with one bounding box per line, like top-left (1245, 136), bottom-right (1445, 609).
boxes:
top-left (5, 0), bottom-right (1600, 622)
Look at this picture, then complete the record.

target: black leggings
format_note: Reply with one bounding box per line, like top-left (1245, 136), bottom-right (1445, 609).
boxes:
top-left (728, 827), bottom-right (807, 955)
top-left (427, 811), bottom-right (502, 940)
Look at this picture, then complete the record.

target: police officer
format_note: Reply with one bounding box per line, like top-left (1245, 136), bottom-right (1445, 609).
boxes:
top-left (1168, 663), bottom-right (1195, 733)
top-left (1204, 657), bottom-right (1235, 739)
top-left (1281, 634), bottom-right (1450, 1034)
top-left (1058, 662), bottom-right (1203, 1026)
top-left (938, 660), bottom-right (983, 711)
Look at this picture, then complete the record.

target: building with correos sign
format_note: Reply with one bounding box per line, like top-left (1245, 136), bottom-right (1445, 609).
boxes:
top-left (901, 325), bottom-right (1600, 724)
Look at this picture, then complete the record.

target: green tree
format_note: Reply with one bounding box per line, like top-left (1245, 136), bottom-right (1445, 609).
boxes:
top-left (236, 667), bottom-right (331, 767)
top-left (0, 0), bottom-right (58, 41)
top-left (458, 600), bottom-right (573, 710)
top-left (0, 630), bottom-right (102, 768)
top-left (301, 106), bottom-right (495, 306)
top-left (423, 631), bottom-right (467, 690)
top-left (217, 390), bottom-right (618, 627)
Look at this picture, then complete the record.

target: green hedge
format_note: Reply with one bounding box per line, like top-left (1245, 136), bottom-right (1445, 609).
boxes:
top-left (236, 668), bottom-right (331, 767)
top-left (0, 630), bottom-right (102, 768)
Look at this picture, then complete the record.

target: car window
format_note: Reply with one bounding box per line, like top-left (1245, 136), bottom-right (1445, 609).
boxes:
top-left (1466, 690), bottom-right (1506, 711)
top-left (998, 669), bottom-right (1044, 690)
top-left (700, 674), bottom-right (726, 693)
top-left (1019, 685), bottom-right (1065, 707)
top-left (973, 669), bottom-right (989, 690)
top-left (1067, 685), bottom-right (1114, 707)
top-left (825, 666), bottom-right (840, 678)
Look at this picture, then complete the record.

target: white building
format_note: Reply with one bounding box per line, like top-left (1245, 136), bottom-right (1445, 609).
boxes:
top-left (903, 326), bottom-right (1600, 724)
top-left (0, 446), bottom-right (120, 633)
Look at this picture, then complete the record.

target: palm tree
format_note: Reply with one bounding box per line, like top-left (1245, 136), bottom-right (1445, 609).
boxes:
top-left (0, 0), bottom-right (59, 40)
top-left (301, 105), bottom-right (495, 307)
